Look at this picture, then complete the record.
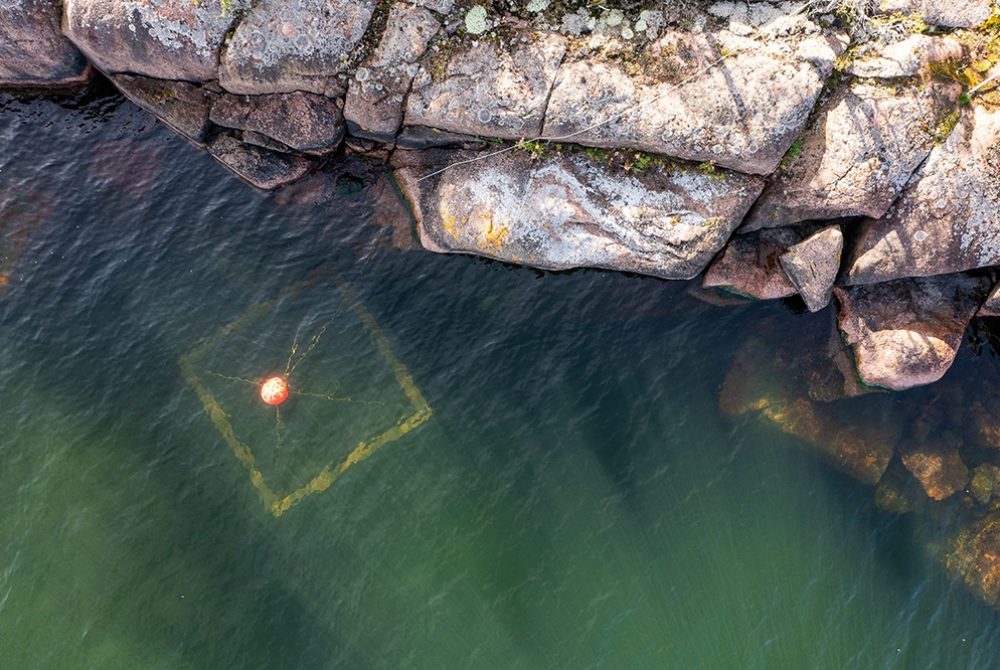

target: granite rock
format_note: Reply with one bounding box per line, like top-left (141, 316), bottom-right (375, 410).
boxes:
top-left (702, 227), bottom-right (806, 300)
top-left (879, 0), bottom-right (993, 28)
top-left (113, 74), bottom-right (212, 143)
top-left (744, 78), bottom-right (960, 229)
top-left (780, 225), bottom-right (843, 312)
top-left (833, 274), bottom-right (990, 390)
top-left (207, 134), bottom-right (313, 190)
top-left (845, 107), bottom-right (1000, 284)
top-left (0, 0), bottom-right (89, 88)
top-left (542, 20), bottom-right (845, 174)
top-left (394, 148), bottom-right (764, 279)
top-left (63, 0), bottom-right (248, 81)
top-left (945, 511), bottom-right (1000, 609)
top-left (978, 282), bottom-right (1000, 317)
top-left (210, 92), bottom-right (344, 154)
top-left (219, 0), bottom-right (377, 95)
top-left (344, 4), bottom-right (439, 141)
top-left (406, 32), bottom-right (567, 140)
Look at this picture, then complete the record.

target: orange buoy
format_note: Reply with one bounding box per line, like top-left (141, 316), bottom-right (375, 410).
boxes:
top-left (260, 376), bottom-right (290, 406)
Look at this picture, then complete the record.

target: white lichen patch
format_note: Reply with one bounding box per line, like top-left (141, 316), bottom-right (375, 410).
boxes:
top-left (465, 5), bottom-right (488, 34)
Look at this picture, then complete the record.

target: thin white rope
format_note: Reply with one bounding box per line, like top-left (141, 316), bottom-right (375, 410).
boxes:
top-left (414, 53), bottom-right (732, 182)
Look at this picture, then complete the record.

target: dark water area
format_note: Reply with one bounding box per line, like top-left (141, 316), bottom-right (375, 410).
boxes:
top-left (3, 85), bottom-right (1000, 669)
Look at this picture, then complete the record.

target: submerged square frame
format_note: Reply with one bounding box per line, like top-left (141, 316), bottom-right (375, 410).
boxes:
top-left (178, 277), bottom-right (432, 518)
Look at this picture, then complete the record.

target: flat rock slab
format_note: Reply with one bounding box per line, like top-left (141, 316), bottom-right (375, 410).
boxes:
top-left (542, 21), bottom-right (845, 175)
top-left (702, 227), bottom-right (807, 300)
top-left (845, 107), bottom-right (1000, 284)
top-left (833, 274), bottom-right (989, 391)
top-left (210, 91), bottom-right (344, 154)
top-left (744, 78), bottom-right (960, 229)
top-left (344, 3), bottom-right (439, 140)
top-left (207, 134), bottom-right (313, 190)
top-left (780, 225), bottom-right (843, 313)
top-left (879, 0), bottom-right (993, 28)
top-left (219, 0), bottom-right (377, 95)
top-left (113, 75), bottom-right (212, 143)
top-left (64, 0), bottom-right (248, 81)
top-left (1, 0), bottom-right (89, 88)
top-left (394, 149), bottom-right (764, 279)
top-left (406, 32), bottom-right (566, 140)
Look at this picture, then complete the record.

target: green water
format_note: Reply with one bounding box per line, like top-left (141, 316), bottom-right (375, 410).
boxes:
top-left (3, 87), bottom-right (1000, 669)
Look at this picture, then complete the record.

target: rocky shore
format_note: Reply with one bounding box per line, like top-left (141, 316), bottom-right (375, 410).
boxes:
top-left (3, 0), bottom-right (1000, 608)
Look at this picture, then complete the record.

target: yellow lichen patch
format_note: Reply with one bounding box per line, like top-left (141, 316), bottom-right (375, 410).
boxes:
top-left (480, 213), bottom-right (510, 251)
top-left (441, 211), bottom-right (462, 239)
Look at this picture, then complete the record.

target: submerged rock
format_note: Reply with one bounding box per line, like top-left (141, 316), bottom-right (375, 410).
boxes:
top-left (945, 512), bottom-right (1000, 608)
top-left (207, 134), bottom-right (312, 190)
top-left (113, 75), bottom-right (212, 144)
top-left (219, 0), bottom-right (376, 95)
top-left (780, 225), bottom-right (843, 313)
top-left (394, 148), bottom-right (764, 279)
top-left (541, 20), bottom-right (845, 174)
top-left (0, 0), bottom-right (90, 89)
top-left (64, 0), bottom-right (247, 81)
top-left (969, 465), bottom-right (1000, 505)
top-left (344, 3), bottom-right (439, 141)
top-left (901, 444), bottom-right (969, 500)
top-left (702, 227), bottom-right (804, 300)
top-left (845, 107), bottom-right (1000, 285)
top-left (210, 92), bottom-right (344, 154)
top-left (406, 32), bottom-right (566, 140)
top-left (833, 274), bottom-right (990, 391)
top-left (720, 336), bottom-right (896, 484)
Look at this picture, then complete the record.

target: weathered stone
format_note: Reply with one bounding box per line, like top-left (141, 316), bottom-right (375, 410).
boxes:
top-left (970, 464), bottom-right (1000, 505)
top-left (780, 226), bottom-right (843, 313)
top-left (901, 444), bottom-right (969, 500)
top-left (113, 75), bottom-right (212, 143)
top-left (845, 34), bottom-right (964, 79)
top-left (977, 282), bottom-right (1000, 317)
top-left (702, 227), bottom-right (806, 300)
top-left (344, 4), bottom-right (439, 141)
top-left (945, 511), bottom-right (1000, 608)
top-left (845, 107), bottom-right (1000, 285)
top-left (210, 92), bottom-right (344, 154)
top-left (720, 336), bottom-right (896, 484)
top-left (63, 0), bottom-right (247, 81)
top-left (541, 21), bottom-right (845, 175)
top-left (744, 79), bottom-right (960, 229)
top-left (412, 0), bottom-right (452, 13)
top-left (0, 0), bottom-right (89, 88)
top-left (219, 0), bottom-right (377, 95)
top-left (406, 32), bottom-right (566, 140)
top-left (879, 0), bottom-right (992, 28)
top-left (394, 148), bottom-right (764, 279)
top-left (833, 274), bottom-right (990, 391)
top-left (207, 134), bottom-right (312, 190)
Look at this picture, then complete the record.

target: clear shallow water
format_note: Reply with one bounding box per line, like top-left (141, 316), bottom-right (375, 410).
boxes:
top-left (2, 87), bottom-right (1000, 669)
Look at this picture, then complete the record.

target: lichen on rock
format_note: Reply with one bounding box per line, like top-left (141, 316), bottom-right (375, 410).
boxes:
top-left (394, 146), bottom-right (764, 279)
top-left (219, 0), bottom-right (378, 95)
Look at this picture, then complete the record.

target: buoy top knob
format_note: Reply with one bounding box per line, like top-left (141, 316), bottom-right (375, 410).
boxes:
top-left (260, 376), bottom-right (290, 406)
